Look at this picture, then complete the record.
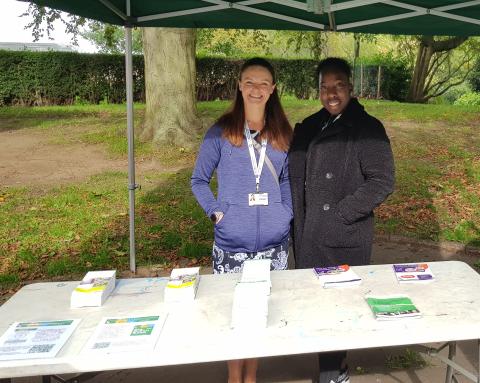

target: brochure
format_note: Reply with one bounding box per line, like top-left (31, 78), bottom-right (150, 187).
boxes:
top-left (365, 296), bottom-right (421, 320)
top-left (82, 315), bottom-right (166, 354)
top-left (0, 319), bottom-right (80, 361)
top-left (71, 270), bottom-right (116, 308)
top-left (313, 265), bottom-right (362, 288)
top-left (164, 267), bottom-right (200, 303)
top-left (393, 263), bottom-right (434, 283)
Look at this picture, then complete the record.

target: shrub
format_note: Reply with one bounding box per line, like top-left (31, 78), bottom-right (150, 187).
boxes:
top-left (196, 57), bottom-right (318, 101)
top-left (0, 50), bottom-right (144, 106)
top-left (454, 92), bottom-right (480, 106)
top-left (469, 58), bottom-right (480, 92)
top-left (0, 51), bottom-right (410, 105)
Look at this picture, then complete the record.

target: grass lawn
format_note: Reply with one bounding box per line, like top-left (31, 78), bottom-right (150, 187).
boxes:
top-left (1, 99), bottom-right (480, 289)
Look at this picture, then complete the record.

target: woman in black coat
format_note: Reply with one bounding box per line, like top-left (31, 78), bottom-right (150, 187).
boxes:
top-left (288, 57), bottom-right (395, 383)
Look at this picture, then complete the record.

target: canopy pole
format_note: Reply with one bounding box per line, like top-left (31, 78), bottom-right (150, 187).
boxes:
top-left (125, 23), bottom-right (136, 273)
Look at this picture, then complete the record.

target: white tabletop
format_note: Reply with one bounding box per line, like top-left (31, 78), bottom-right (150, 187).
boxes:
top-left (0, 261), bottom-right (479, 378)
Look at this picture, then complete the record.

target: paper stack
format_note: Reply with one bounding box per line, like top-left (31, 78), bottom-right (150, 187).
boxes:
top-left (231, 259), bottom-right (272, 330)
top-left (71, 270), bottom-right (116, 308)
top-left (393, 263), bottom-right (435, 283)
top-left (313, 265), bottom-right (362, 288)
top-left (240, 258), bottom-right (272, 291)
top-left (164, 267), bottom-right (200, 303)
top-left (365, 295), bottom-right (421, 320)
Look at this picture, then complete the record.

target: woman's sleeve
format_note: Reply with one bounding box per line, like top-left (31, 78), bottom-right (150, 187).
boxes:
top-left (191, 126), bottom-right (223, 217)
top-left (279, 154), bottom-right (293, 215)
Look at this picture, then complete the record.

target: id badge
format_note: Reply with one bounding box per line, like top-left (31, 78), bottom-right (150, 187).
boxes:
top-left (248, 192), bottom-right (269, 206)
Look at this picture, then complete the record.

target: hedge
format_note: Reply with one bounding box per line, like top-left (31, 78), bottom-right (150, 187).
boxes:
top-left (0, 50), bottom-right (410, 106)
top-left (0, 51), bottom-right (144, 106)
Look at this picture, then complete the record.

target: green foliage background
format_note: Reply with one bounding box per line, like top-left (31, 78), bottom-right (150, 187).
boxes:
top-left (0, 50), bottom-right (145, 106)
top-left (0, 50), bottom-right (411, 106)
top-left (469, 57), bottom-right (480, 92)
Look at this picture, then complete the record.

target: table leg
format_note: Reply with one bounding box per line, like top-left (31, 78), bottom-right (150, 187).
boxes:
top-left (445, 341), bottom-right (457, 383)
top-left (477, 339), bottom-right (479, 383)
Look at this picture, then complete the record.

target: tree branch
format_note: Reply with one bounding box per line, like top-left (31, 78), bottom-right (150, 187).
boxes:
top-left (432, 36), bottom-right (468, 52)
top-left (425, 72), bottom-right (471, 101)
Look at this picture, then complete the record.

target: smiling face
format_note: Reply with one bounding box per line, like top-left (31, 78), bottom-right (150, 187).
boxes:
top-left (238, 65), bottom-right (275, 108)
top-left (319, 71), bottom-right (352, 116)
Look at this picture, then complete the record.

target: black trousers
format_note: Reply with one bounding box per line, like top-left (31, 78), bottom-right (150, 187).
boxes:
top-left (318, 350), bottom-right (347, 383)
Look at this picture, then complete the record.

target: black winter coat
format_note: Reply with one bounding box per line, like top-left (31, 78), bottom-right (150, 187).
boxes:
top-left (288, 98), bottom-right (395, 269)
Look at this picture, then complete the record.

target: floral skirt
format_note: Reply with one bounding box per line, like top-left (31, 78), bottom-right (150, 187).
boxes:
top-left (212, 241), bottom-right (289, 274)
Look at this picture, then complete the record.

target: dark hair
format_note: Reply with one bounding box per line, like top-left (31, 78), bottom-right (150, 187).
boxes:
top-left (316, 57), bottom-right (352, 80)
top-left (217, 57), bottom-right (292, 152)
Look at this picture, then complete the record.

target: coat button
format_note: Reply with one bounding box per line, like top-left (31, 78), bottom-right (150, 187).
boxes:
top-left (326, 172), bottom-right (333, 179)
top-left (323, 203), bottom-right (330, 211)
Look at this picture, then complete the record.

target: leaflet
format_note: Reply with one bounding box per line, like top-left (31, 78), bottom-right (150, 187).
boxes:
top-left (0, 319), bottom-right (80, 361)
top-left (164, 267), bottom-right (200, 303)
top-left (393, 263), bottom-right (434, 283)
top-left (313, 265), bottom-right (362, 288)
top-left (71, 270), bottom-right (116, 308)
top-left (365, 295), bottom-right (421, 320)
top-left (82, 315), bottom-right (166, 354)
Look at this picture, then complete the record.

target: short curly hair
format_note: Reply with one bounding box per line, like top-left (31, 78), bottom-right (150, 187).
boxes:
top-left (316, 57), bottom-right (352, 80)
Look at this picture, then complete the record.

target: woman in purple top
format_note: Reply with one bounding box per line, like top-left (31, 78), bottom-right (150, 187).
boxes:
top-left (191, 58), bottom-right (293, 383)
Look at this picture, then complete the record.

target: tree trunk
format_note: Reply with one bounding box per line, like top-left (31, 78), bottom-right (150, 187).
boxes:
top-left (407, 36), bottom-right (468, 103)
top-left (407, 39), bottom-right (434, 103)
top-left (140, 27), bottom-right (201, 148)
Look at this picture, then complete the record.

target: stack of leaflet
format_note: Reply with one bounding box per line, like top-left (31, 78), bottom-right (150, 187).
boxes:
top-left (164, 267), bottom-right (200, 303)
top-left (231, 259), bottom-right (271, 330)
top-left (313, 265), bottom-right (362, 288)
top-left (240, 258), bottom-right (272, 291)
top-left (393, 263), bottom-right (435, 283)
top-left (365, 295), bottom-right (421, 320)
top-left (71, 270), bottom-right (116, 308)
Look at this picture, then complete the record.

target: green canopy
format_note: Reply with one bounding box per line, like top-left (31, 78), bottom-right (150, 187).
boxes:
top-left (29, 0), bottom-right (480, 36)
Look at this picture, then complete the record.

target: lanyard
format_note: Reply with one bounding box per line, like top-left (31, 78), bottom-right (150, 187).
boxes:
top-left (244, 122), bottom-right (267, 192)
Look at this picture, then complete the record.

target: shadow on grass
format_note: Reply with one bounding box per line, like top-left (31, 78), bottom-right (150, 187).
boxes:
top-left (36, 169), bottom-right (213, 283)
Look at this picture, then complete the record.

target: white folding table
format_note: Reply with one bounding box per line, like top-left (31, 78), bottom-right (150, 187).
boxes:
top-left (0, 261), bottom-right (479, 383)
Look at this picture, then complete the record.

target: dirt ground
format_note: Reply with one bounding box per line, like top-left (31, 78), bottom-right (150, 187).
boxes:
top-left (0, 129), bottom-right (167, 187)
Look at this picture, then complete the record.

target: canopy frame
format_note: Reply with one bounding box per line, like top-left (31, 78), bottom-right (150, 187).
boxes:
top-left (94, 0), bottom-right (480, 31)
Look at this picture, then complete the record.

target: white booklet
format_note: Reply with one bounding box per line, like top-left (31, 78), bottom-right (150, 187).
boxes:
top-left (313, 265), bottom-right (362, 288)
top-left (71, 270), bottom-right (116, 308)
top-left (0, 319), bottom-right (80, 361)
top-left (82, 314), bottom-right (166, 354)
top-left (393, 263), bottom-right (435, 283)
